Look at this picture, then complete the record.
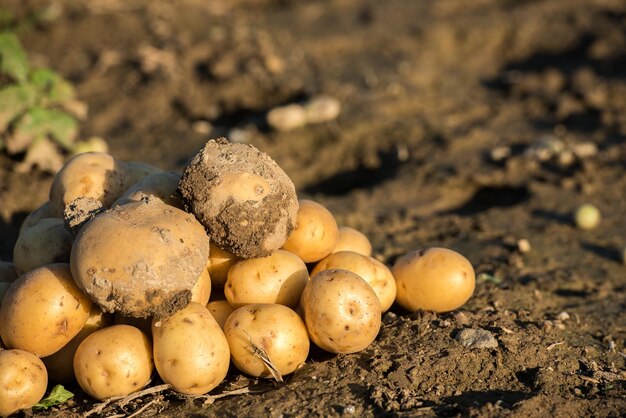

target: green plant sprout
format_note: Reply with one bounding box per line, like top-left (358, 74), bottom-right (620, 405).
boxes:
top-left (0, 31), bottom-right (106, 172)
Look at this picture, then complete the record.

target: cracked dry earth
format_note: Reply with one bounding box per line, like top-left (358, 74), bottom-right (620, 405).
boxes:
top-left (0, 0), bottom-right (625, 417)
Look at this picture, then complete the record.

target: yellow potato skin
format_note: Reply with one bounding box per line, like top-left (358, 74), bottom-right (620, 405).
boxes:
top-left (0, 264), bottom-right (92, 357)
top-left (224, 304), bottom-right (309, 378)
top-left (333, 227), bottom-right (372, 256)
top-left (392, 247), bottom-right (475, 313)
top-left (282, 200), bottom-right (338, 263)
top-left (152, 303), bottom-right (230, 395)
top-left (74, 325), bottom-right (153, 400)
top-left (43, 306), bottom-right (113, 383)
top-left (207, 300), bottom-right (235, 330)
top-left (225, 250), bottom-right (309, 308)
top-left (300, 269), bottom-right (381, 354)
top-left (0, 349), bottom-right (48, 417)
top-left (190, 265), bottom-right (212, 306)
top-left (49, 152), bottom-right (130, 217)
top-left (312, 251), bottom-right (396, 312)
top-left (207, 242), bottom-right (240, 288)
top-left (13, 218), bottom-right (73, 275)
top-left (18, 201), bottom-right (53, 238)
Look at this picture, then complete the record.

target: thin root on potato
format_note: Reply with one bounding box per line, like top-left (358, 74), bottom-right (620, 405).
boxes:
top-left (245, 332), bottom-right (284, 382)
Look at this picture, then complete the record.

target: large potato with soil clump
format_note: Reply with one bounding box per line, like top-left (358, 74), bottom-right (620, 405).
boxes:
top-left (178, 138), bottom-right (298, 259)
top-left (70, 199), bottom-right (210, 318)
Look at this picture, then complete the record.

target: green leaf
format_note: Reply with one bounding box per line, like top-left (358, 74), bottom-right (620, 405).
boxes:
top-left (0, 32), bottom-right (29, 82)
top-left (30, 68), bottom-right (75, 104)
top-left (10, 107), bottom-right (77, 152)
top-left (477, 273), bottom-right (502, 284)
top-left (0, 83), bottom-right (36, 132)
top-left (33, 384), bottom-right (74, 411)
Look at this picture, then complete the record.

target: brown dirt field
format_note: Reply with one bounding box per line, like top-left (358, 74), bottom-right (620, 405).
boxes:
top-left (1, 0), bottom-right (625, 417)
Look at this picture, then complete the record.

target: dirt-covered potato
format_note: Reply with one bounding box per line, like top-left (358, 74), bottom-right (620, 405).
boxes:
top-left (74, 325), bottom-right (153, 400)
top-left (191, 264), bottom-right (212, 306)
top-left (43, 306), bottom-right (113, 383)
top-left (179, 138), bottom-right (298, 259)
top-left (18, 201), bottom-right (54, 237)
top-left (311, 251), bottom-right (396, 312)
top-left (0, 263), bottom-right (92, 357)
top-left (49, 152), bottom-right (130, 217)
top-left (392, 247), bottom-right (475, 313)
top-left (71, 199), bottom-right (210, 318)
top-left (224, 304), bottom-right (309, 378)
top-left (301, 269), bottom-right (381, 354)
top-left (282, 200), bottom-right (338, 263)
top-left (124, 161), bottom-right (162, 185)
top-left (207, 300), bottom-right (235, 330)
top-left (333, 226), bottom-right (372, 256)
top-left (152, 302), bottom-right (230, 395)
top-left (225, 250), bottom-right (308, 308)
top-left (114, 171), bottom-right (183, 208)
top-left (0, 261), bottom-right (17, 282)
top-left (0, 349), bottom-right (48, 417)
top-left (207, 242), bottom-right (240, 288)
top-left (13, 218), bottom-right (73, 275)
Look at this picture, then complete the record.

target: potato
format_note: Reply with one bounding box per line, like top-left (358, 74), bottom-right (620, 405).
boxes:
top-left (333, 226), bottom-right (372, 256)
top-left (0, 349), bottom-right (48, 417)
top-left (300, 269), bottom-right (381, 354)
top-left (71, 199), bottom-right (210, 318)
top-left (0, 264), bottom-right (92, 357)
top-left (179, 138), bottom-right (299, 259)
top-left (49, 152), bottom-right (130, 217)
top-left (114, 313), bottom-right (152, 337)
top-left (191, 264), bottom-right (212, 306)
top-left (207, 300), bottom-right (235, 330)
top-left (311, 251), bottom-right (396, 312)
top-left (152, 303), bottom-right (230, 395)
top-left (282, 200), bottom-right (338, 263)
top-left (13, 218), bottom-right (73, 275)
top-left (124, 161), bottom-right (162, 185)
top-left (224, 304), bottom-right (309, 378)
top-left (392, 247), bottom-right (475, 313)
top-left (18, 201), bottom-right (54, 237)
top-left (207, 242), bottom-right (240, 288)
top-left (225, 250), bottom-right (308, 308)
top-left (114, 171), bottom-right (183, 208)
top-left (0, 261), bottom-right (17, 282)
top-left (74, 325), bottom-right (153, 400)
top-left (43, 306), bottom-right (113, 383)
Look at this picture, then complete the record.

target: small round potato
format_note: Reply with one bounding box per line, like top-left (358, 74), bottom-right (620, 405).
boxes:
top-left (0, 264), bottom-right (93, 357)
top-left (74, 325), bottom-right (153, 400)
top-left (18, 201), bottom-right (54, 237)
top-left (13, 218), bottom-right (73, 275)
top-left (152, 303), bottom-right (230, 395)
top-left (114, 172), bottom-right (183, 209)
top-left (0, 349), bottom-right (48, 417)
top-left (0, 261), bottom-right (17, 282)
top-left (225, 250), bottom-right (309, 308)
top-left (224, 304), bottom-right (309, 378)
top-left (124, 161), bottom-right (162, 185)
top-left (49, 152), bottom-right (130, 217)
top-left (179, 139), bottom-right (299, 259)
top-left (301, 269), bottom-right (381, 354)
top-left (392, 247), bottom-right (475, 313)
top-left (333, 226), bottom-right (372, 256)
top-left (71, 199), bottom-right (210, 317)
top-left (43, 306), bottom-right (113, 383)
top-left (311, 251), bottom-right (396, 312)
top-left (282, 200), bottom-right (338, 263)
top-left (207, 242), bottom-right (240, 288)
top-left (191, 264), bottom-right (212, 306)
top-left (207, 300), bottom-right (235, 330)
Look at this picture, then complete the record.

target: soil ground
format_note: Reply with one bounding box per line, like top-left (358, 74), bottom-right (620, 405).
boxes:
top-left (1, 0), bottom-right (625, 417)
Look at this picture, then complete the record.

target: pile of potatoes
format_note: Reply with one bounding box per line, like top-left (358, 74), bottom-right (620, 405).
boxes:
top-left (0, 139), bottom-right (476, 416)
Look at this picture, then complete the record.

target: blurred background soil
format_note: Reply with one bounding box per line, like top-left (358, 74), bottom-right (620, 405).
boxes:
top-left (1, 0), bottom-right (625, 416)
